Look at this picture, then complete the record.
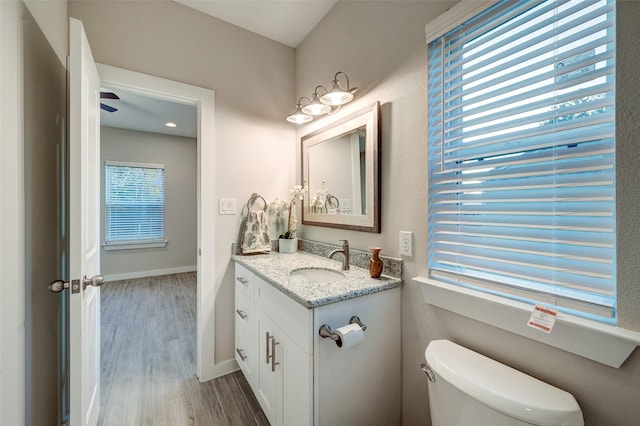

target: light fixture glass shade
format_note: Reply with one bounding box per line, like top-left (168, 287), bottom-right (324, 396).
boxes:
top-left (320, 72), bottom-right (356, 106)
top-left (301, 92), bottom-right (331, 116)
top-left (286, 105), bottom-right (313, 124)
top-left (320, 85), bottom-right (354, 106)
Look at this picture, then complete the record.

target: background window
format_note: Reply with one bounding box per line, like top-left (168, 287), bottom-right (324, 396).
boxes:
top-left (427, 0), bottom-right (616, 322)
top-left (105, 161), bottom-right (166, 245)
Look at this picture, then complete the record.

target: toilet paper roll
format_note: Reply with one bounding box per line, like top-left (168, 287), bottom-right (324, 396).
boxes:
top-left (334, 323), bottom-right (365, 350)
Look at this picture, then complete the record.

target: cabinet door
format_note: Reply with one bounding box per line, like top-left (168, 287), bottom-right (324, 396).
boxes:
top-left (235, 290), bottom-right (255, 386)
top-left (255, 310), bottom-right (281, 426)
top-left (281, 337), bottom-right (312, 426)
top-left (255, 309), bottom-right (312, 426)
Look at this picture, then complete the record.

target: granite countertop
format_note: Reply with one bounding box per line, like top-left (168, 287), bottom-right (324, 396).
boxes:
top-left (232, 250), bottom-right (403, 309)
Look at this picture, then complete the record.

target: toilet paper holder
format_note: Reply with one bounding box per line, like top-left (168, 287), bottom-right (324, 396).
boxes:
top-left (319, 316), bottom-right (367, 341)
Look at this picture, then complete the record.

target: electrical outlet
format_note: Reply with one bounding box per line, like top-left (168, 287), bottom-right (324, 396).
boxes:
top-left (399, 231), bottom-right (413, 256)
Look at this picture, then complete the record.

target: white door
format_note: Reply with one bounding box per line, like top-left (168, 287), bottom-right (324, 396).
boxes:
top-left (69, 17), bottom-right (102, 426)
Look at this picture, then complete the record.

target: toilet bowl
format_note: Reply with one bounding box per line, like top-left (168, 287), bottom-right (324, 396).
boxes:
top-left (424, 340), bottom-right (583, 426)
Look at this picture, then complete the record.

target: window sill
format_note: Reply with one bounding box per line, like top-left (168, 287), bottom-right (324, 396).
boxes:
top-left (102, 240), bottom-right (168, 251)
top-left (414, 276), bottom-right (640, 368)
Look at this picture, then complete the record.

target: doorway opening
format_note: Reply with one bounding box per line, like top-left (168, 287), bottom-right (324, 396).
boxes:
top-left (97, 64), bottom-right (217, 383)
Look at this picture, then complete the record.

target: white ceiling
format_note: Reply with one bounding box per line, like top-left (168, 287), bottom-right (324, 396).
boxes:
top-left (174, 0), bottom-right (338, 48)
top-left (101, 1), bottom-right (337, 137)
top-left (100, 87), bottom-right (197, 139)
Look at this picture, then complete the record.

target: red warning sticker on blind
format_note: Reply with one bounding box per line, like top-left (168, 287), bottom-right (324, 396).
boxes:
top-left (527, 305), bottom-right (558, 334)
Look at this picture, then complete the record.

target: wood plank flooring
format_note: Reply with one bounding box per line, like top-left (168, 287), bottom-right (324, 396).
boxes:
top-left (99, 272), bottom-right (269, 426)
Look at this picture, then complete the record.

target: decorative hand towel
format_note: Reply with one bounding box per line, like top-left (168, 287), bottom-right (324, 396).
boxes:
top-left (240, 194), bottom-right (271, 254)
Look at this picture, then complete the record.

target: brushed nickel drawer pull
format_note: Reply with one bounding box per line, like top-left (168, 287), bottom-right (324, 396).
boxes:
top-left (236, 309), bottom-right (248, 319)
top-left (236, 276), bottom-right (249, 286)
top-left (271, 337), bottom-right (280, 372)
top-left (236, 348), bottom-right (247, 361)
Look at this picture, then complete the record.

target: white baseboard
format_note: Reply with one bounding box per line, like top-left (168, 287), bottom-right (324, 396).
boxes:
top-left (103, 265), bottom-right (197, 282)
top-left (199, 358), bottom-right (239, 382)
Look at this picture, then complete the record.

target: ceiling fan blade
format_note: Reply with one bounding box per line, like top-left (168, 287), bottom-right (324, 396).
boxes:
top-left (100, 103), bottom-right (118, 113)
top-left (100, 91), bottom-right (120, 100)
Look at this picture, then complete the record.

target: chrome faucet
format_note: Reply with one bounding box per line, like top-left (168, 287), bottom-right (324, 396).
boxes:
top-left (328, 240), bottom-right (350, 270)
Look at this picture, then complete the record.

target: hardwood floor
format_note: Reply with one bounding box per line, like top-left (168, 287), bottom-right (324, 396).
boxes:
top-left (99, 272), bottom-right (269, 426)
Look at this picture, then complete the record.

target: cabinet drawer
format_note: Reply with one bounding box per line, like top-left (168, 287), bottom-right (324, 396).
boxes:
top-left (235, 317), bottom-right (254, 384)
top-left (235, 263), bottom-right (255, 300)
top-left (235, 290), bottom-right (254, 330)
top-left (256, 276), bottom-right (312, 354)
top-left (235, 289), bottom-right (255, 385)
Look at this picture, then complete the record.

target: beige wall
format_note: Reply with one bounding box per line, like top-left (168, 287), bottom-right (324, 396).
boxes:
top-left (100, 126), bottom-right (197, 279)
top-left (296, 1), bottom-right (640, 425)
top-left (23, 0), bottom-right (67, 66)
top-left (70, 0), bottom-right (296, 364)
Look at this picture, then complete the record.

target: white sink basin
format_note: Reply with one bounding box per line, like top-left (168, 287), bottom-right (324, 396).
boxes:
top-left (290, 267), bottom-right (345, 283)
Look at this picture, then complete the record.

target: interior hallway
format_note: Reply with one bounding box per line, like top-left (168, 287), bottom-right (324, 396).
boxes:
top-left (99, 272), bottom-right (268, 426)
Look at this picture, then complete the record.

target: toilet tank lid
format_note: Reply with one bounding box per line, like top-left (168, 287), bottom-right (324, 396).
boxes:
top-left (425, 340), bottom-right (583, 426)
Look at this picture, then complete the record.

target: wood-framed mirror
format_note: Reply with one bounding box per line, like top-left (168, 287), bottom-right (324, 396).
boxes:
top-left (302, 101), bottom-right (380, 232)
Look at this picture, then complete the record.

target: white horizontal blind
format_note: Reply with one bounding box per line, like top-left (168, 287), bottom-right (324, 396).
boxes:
top-left (105, 161), bottom-right (166, 244)
top-left (427, 0), bottom-right (616, 321)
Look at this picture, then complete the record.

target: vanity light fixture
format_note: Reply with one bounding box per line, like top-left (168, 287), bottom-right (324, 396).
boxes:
top-left (286, 97), bottom-right (314, 124)
top-left (286, 71), bottom-right (357, 124)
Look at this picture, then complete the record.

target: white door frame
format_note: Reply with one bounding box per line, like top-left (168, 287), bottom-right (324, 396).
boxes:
top-left (97, 64), bottom-right (217, 381)
top-left (0, 1), bottom-right (27, 425)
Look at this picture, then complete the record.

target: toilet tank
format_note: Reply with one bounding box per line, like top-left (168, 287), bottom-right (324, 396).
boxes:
top-left (424, 340), bottom-right (583, 426)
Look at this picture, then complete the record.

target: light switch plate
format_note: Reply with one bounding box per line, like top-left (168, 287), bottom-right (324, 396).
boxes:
top-left (219, 198), bottom-right (236, 215)
top-left (399, 231), bottom-right (413, 256)
top-left (340, 198), bottom-right (352, 213)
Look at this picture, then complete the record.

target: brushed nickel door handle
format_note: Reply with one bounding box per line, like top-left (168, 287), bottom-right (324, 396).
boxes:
top-left (266, 331), bottom-right (272, 364)
top-left (49, 280), bottom-right (69, 293)
top-left (271, 337), bottom-right (280, 372)
top-left (82, 274), bottom-right (104, 290)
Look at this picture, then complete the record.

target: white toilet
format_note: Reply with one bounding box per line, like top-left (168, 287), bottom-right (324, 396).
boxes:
top-left (424, 340), bottom-right (584, 426)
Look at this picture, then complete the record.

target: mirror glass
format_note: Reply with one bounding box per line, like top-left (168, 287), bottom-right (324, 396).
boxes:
top-left (302, 102), bottom-right (380, 232)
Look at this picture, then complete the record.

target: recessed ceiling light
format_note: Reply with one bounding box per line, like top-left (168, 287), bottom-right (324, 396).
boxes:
top-left (165, 122), bottom-right (177, 128)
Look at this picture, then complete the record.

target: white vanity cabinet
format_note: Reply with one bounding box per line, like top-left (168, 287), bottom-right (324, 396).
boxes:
top-left (234, 260), bottom-right (401, 426)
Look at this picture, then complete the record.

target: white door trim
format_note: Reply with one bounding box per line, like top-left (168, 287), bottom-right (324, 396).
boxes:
top-left (96, 64), bottom-right (217, 381)
top-left (0, 1), bottom-right (26, 425)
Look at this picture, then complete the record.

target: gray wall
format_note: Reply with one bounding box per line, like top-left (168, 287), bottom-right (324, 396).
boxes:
top-left (70, 0), bottom-right (296, 364)
top-left (1, 1), bottom-right (68, 424)
top-left (23, 2), bottom-right (67, 424)
top-left (100, 126), bottom-right (197, 279)
top-left (296, 1), bottom-right (640, 425)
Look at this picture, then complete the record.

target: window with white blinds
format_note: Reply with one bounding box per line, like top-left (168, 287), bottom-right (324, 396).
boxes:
top-left (427, 0), bottom-right (616, 322)
top-left (105, 161), bottom-right (166, 245)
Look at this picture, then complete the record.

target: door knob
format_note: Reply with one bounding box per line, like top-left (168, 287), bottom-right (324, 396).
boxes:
top-left (82, 274), bottom-right (105, 290)
top-left (50, 279), bottom-right (81, 294)
top-left (49, 280), bottom-right (69, 293)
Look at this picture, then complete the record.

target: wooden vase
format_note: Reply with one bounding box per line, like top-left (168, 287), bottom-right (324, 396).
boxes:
top-left (369, 247), bottom-right (383, 278)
